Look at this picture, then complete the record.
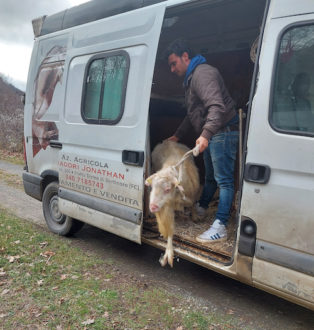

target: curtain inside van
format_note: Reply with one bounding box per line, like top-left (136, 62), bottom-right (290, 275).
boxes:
top-left (101, 55), bottom-right (127, 121)
top-left (84, 55), bottom-right (127, 122)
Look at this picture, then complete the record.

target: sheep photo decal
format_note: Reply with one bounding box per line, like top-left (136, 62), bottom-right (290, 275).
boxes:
top-left (32, 46), bottom-right (66, 157)
top-left (145, 140), bottom-right (200, 267)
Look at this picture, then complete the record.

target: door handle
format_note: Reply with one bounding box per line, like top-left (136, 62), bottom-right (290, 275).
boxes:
top-left (244, 163), bottom-right (271, 184)
top-left (49, 140), bottom-right (63, 149)
top-left (122, 150), bottom-right (144, 167)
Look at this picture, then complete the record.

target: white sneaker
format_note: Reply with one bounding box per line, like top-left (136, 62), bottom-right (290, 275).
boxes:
top-left (195, 202), bottom-right (207, 217)
top-left (196, 219), bottom-right (227, 243)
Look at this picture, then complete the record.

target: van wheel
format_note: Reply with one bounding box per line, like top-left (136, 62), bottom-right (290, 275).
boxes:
top-left (42, 182), bottom-right (84, 236)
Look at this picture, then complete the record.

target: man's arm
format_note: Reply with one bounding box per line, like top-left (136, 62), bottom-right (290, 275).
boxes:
top-left (167, 135), bottom-right (179, 142)
top-left (196, 136), bottom-right (208, 153)
top-left (193, 67), bottom-right (226, 141)
top-left (173, 115), bottom-right (193, 141)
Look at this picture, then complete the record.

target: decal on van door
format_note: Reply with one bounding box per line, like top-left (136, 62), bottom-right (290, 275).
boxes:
top-left (59, 153), bottom-right (142, 209)
top-left (32, 46), bottom-right (66, 156)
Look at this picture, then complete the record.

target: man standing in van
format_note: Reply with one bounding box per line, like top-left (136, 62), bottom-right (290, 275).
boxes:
top-left (165, 39), bottom-right (239, 243)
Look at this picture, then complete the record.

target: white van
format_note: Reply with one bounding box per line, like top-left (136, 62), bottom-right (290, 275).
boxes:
top-left (23, 0), bottom-right (314, 310)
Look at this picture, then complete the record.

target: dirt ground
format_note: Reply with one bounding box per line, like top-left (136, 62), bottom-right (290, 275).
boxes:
top-left (0, 160), bottom-right (313, 329)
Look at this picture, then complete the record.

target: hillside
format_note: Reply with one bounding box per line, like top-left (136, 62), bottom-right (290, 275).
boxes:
top-left (0, 75), bottom-right (24, 113)
top-left (0, 75), bottom-right (24, 152)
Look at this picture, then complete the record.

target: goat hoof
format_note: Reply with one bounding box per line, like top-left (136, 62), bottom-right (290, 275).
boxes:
top-left (159, 254), bottom-right (167, 267)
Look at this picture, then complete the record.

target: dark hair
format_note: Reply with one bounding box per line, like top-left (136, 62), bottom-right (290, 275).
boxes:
top-left (163, 38), bottom-right (194, 59)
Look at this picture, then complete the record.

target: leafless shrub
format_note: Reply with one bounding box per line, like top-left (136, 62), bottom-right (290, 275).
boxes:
top-left (0, 75), bottom-right (24, 153)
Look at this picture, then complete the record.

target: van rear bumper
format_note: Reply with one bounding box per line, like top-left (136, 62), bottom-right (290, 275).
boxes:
top-left (22, 172), bottom-right (43, 201)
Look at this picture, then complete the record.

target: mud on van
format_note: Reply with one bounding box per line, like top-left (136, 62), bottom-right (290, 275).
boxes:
top-left (23, 0), bottom-right (314, 310)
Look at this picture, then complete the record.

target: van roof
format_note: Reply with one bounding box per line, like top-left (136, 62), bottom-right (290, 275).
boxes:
top-left (39, 0), bottom-right (167, 37)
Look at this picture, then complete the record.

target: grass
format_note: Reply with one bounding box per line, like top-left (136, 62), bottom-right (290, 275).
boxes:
top-left (0, 209), bottom-right (242, 329)
top-left (0, 149), bottom-right (24, 165)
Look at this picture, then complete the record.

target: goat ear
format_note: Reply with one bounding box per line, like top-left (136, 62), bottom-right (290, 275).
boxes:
top-left (145, 174), bottom-right (155, 186)
top-left (172, 177), bottom-right (184, 193)
top-left (176, 184), bottom-right (184, 194)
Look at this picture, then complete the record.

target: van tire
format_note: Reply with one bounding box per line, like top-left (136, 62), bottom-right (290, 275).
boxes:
top-left (42, 182), bottom-right (84, 236)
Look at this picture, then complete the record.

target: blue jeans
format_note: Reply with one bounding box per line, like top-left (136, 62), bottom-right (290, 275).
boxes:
top-left (198, 131), bottom-right (239, 225)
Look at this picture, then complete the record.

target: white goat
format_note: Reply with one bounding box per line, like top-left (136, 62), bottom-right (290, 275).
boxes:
top-left (145, 140), bottom-right (200, 267)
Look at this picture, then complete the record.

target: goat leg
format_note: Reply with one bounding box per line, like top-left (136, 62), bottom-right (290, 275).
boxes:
top-left (159, 236), bottom-right (174, 267)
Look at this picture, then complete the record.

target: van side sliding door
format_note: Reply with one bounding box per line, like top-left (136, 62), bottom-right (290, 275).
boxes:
top-left (58, 3), bottom-right (166, 243)
top-left (240, 0), bottom-right (314, 307)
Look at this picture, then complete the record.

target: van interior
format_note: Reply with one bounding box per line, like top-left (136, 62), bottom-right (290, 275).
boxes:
top-left (143, 0), bottom-right (267, 264)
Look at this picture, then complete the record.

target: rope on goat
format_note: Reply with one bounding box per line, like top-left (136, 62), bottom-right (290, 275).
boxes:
top-left (171, 144), bottom-right (200, 199)
top-left (172, 144), bottom-right (200, 170)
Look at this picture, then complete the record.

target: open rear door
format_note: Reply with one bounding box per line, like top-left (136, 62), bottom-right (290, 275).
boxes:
top-left (241, 0), bottom-right (314, 307)
top-left (58, 3), bottom-right (166, 243)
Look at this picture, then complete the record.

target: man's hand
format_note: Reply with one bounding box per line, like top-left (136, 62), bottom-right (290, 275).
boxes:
top-left (196, 136), bottom-right (209, 153)
top-left (167, 136), bottom-right (179, 142)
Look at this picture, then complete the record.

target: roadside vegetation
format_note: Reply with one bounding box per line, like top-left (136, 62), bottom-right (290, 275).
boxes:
top-left (0, 149), bottom-right (24, 165)
top-left (0, 209), bottom-right (241, 329)
top-left (0, 75), bottom-right (24, 155)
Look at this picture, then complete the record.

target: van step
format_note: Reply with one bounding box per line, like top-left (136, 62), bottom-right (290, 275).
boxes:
top-left (142, 227), bottom-right (235, 264)
top-left (142, 228), bottom-right (231, 264)
top-left (143, 214), bottom-right (237, 260)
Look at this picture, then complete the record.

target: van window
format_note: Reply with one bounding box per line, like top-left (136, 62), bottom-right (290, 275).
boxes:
top-left (82, 52), bottom-right (129, 124)
top-left (271, 24), bottom-right (314, 135)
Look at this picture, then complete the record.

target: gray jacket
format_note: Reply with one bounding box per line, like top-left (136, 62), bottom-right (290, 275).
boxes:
top-left (175, 64), bottom-right (236, 140)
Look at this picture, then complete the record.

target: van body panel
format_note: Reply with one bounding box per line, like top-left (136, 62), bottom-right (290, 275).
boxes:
top-left (59, 198), bottom-right (142, 244)
top-left (58, 188), bottom-right (142, 224)
top-left (24, 35), bottom-right (69, 181)
top-left (255, 240), bottom-right (314, 277)
top-left (269, 0), bottom-right (314, 19)
top-left (253, 259), bottom-right (314, 305)
top-left (166, 0), bottom-right (196, 8)
top-left (22, 172), bottom-right (43, 201)
top-left (241, 1), bottom-right (314, 306)
top-left (40, 0), bottom-right (167, 36)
